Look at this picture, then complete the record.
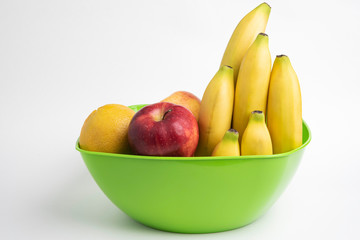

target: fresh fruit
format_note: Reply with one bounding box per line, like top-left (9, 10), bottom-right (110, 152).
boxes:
top-left (267, 55), bottom-right (302, 154)
top-left (161, 91), bottom-right (201, 121)
top-left (241, 111), bottom-right (272, 155)
top-left (128, 102), bottom-right (199, 157)
top-left (220, 2), bottom-right (271, 83)
top-left (79, 104), bottom-right (135, 153)
top-left (232, 33), bottom-right (272, 142)
top-left (212, 129), bottom-right (240, 156)
top-left (196, 65), bottom-right (234, 156)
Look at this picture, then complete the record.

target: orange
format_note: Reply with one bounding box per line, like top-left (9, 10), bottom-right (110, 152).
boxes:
top-left (79, 104), bottom-right (135, 154)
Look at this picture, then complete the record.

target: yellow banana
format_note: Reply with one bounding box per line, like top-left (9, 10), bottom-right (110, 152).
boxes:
top-left (232, 33), bottom-right (272, 142)
top-left (241, 111), bottom-right (272, 155)
top-left (220, 2), bottom-right (271, 84)
top-left (267, 55), bottom-right (302, 154)
top-left (196, 66), bottom-right (234, 156)
top-left (212, 129), bottom-right (240, 156)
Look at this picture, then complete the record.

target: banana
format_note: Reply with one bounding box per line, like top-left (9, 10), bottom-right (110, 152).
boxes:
top-left (267, 55), bottom-right (302, 154)
top-left (220, 2), bottom-right (271, 84)
top-left (232, 33), bottom-right (272, 142)
top-left (196, 66), bottom-right (234, 156)
top-left (241, 111), bottom-right (272, 155)
top-left (212, 129), bottom-right (240, 156)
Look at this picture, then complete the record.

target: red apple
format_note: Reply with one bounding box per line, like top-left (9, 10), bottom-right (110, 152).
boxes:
top-left (128, 102), bottom-right (199, 157)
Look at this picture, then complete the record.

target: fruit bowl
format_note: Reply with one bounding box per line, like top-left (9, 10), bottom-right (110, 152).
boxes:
top-left (76, 104), bottom-right (311, 233)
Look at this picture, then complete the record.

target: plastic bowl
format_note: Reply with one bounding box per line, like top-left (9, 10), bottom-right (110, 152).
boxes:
top-left (76, 104), bottom-right (311, 233)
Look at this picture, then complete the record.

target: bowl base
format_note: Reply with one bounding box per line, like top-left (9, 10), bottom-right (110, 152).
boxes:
top-left (130, 216), bottom-right (261, 234)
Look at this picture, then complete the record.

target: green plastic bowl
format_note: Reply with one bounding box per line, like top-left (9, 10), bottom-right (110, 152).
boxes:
top-left (76, 104), bottom-right (311, 233)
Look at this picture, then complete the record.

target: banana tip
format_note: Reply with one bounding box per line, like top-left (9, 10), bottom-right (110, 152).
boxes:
top-left (262, 2), bottom-right (271, 9)
top-left (277, 54), bottom-right (288, 58)
top-left (228, 128), bottom-right (239, 134)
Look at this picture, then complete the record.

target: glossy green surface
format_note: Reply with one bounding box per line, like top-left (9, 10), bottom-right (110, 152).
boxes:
top-left (76, 104), bottom-right (311, 233)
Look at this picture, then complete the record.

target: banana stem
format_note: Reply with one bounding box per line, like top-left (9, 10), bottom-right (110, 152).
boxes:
top-left (250, 110), bottom-right (265, 122)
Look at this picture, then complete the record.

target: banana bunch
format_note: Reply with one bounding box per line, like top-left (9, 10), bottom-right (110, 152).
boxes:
top-left (196, 3), bottom-right (302, 156)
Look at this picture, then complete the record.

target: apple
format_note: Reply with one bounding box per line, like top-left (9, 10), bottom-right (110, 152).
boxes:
top-left (128, 102), bottom-right (199, 157)
top-left (161, 91), bottom-right (201, 121)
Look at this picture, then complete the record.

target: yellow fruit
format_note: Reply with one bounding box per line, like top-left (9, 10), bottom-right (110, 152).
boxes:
top-left (196, 65), bottom-right (234, 156)
top-left (220, 2), bottom-right (271, 84)
top-left (212, 129), bottom-right (240, 157)
top-left (241, 110), bottom-right (272, 156)
top-left (232, 33), bottom-right (272, 142)
top-left (79, 104), bottom-right (135, 154)
top-left (267, 55), bottom-right (302, 154)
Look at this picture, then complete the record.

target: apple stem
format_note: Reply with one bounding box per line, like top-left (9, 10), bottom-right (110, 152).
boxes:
top-left (162, 109), bottom-right (172, 120)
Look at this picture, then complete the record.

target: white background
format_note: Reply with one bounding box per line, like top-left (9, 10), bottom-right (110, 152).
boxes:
top-left (1, 0), bottom-right (360, 239)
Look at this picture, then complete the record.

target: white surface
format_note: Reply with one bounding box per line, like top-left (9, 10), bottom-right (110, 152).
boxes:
top-left (1, 0), bottom-right (360, 239)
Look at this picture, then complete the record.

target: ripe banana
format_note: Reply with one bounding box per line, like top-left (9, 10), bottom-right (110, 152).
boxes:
top-left (267, 55), bottom-right (302, 154)
top-left (241, 111), bottom-right (272, 155)
top-left (196, 66), bottom-right (234, 156)
top-left (232, 33), bottom-right (272, 142)
top-left (212, 129), bottom-right (240, 156)
top-left (220, 2), bottom-right (271, 84)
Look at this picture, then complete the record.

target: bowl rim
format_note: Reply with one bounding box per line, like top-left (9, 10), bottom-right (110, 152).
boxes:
top-left (75, 119), bottom-right (311, 161)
